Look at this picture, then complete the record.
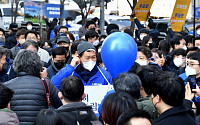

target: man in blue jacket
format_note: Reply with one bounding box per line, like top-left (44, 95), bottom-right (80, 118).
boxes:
top-left (51, 41), bottom-right (112, 89)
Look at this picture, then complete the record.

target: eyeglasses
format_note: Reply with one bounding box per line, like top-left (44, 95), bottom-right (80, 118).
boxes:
top-left (186, 63), bottom-right (200, 67)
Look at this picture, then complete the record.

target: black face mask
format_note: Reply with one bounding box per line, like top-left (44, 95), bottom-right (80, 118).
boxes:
top-left (90, 28), bottom-right (95, 31)
top-left (54, 62), bottom-right (65, 70)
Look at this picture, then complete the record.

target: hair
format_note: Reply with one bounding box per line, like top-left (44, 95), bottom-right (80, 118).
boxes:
top-left (139, 28), bottom-right (149, 35)
top-left (113, 73), bottom-right (141, 99)
top-left (40, 41), bottom-right (53, 48)
top-left (117, 109), bottom-right (151, 125)
top-left (35, 108), bottom-right (63, 125)
top-left (0, 83), bottom-right (14, 109)
top-left (85, 30), bottom-right (99, 41)
top-left (124, 29), bottom-right (133, 37)
top-left (141, 36), bottom-right (152, 46)
top-left (96, 52), bottom-right (102, 66)
top-left (66, 31), bottom-right (75, 42)
top-left (52, 47), bottom-right (66, 59)
top-left (101, 91), bottom-right (138, 125)
top-left (65, 17), bottom-right (73, 21)
top-left (13, 49), bottom-right (43, 77)
top-left (25, 30), bottom-right (37, 40)
top-left (171, 48), bottom-right (186, 59)
top-left (60, 76), bottom-right (84, 102)
top-left (148, 22), bottom-right (156, 29)
top-left (158, 40), bottom-right (170, 56)
top-left (22, 40), bottom-right (39, 50)
top-left (85, 20), bottom-right (96, 29)
top-left (152, 72), bottom-right (185, 107)
top-left (71, 40), bottom-right (81, 55)
top-left (184, 35), bottom-right (193, 46)
top-left (136, 65), bottom-right (162, 95)
top-left (58, 26), bottom-right (68, 32)
top-left (186, 47), bottom-right (199, 54)
top-left (170, 36), bottom-right (184, 49)
top-left (0, 46), bottom-right (7, 59)
top-left (196, 25), bottom-right (200, 30)
top-left (106, 23), bottom-right (119, 35)
top-left (187, 52), bottom-right (200, 64)
top-left (99, 35), bottom-right (107, 42)
top-left (138, 46), bottom-right (152, 59)
top-left (26, 21), bottom-right (33, 26)
top-left (0, 28), bottom-right (5, 36)
top-left (16, 29), bottom-right (27, 38)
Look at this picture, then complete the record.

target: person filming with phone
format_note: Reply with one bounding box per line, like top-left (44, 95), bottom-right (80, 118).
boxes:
top-left (51, 41), bottom-right (112, 89)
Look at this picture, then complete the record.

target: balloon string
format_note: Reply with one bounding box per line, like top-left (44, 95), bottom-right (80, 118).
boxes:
top-left (97, 66), bottom-right (110, 85)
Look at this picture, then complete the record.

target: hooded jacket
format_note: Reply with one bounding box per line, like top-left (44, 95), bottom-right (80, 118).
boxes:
top-left (0, 108), bottom-right (19, 125)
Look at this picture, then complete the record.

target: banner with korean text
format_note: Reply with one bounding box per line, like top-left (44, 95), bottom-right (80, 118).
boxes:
top-left (170, 0), bottom-right (191, 32)
top-left (134, 0), bottom-right (154, 21)
top-left (82, 85), bottom-right (114, 117)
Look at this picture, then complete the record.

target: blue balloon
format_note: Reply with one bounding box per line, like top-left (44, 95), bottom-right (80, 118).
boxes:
top-left (101, 32), bottom-right (137, 79)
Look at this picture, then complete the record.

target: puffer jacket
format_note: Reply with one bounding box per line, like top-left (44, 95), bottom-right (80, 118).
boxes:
top-left (4, 73), bottom-right (62, 125)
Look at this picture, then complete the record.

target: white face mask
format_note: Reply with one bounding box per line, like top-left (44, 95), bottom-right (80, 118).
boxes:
top-left (135, 60), bottom-right (148, 66)
top-left (181, 46), bottom-right (187, 51)
top-left (68, 21), bottom-right (72, 25)
top-left (82, 60), bottom-right (96, 71)
top-left (173, 58), bottom-right (183, 67)
top-left (27, 25), bottom-right (32, 30)
top-left (18, 39), bottom-right (25, 45)
top-left (197, 30), bottom-right (200, 35)
top-left (93, 40), bottom-right (99, 46)
top-left (185, 66), bottom-right (196, 76)
top-left (140, 35), bottom-right (146, 40)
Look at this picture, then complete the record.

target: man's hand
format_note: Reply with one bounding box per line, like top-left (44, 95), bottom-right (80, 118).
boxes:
top-left (40, 67), bottom-right (47, 78)
top-left (192, 84), bottom-right (200, 97)
top-left (185, 82), bottom-right (194, 101)
top-left (71, 55), bottom-right (80, 68)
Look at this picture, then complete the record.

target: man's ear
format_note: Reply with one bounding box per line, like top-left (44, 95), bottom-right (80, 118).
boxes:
top-left (75, 51), bottom-right (78, 55)
top-left (81, 93), bottom-right (86, 101)
top-left (58, 92), bottom-right (63, 100)
top-left (7, 103), bottom-right (10, 109)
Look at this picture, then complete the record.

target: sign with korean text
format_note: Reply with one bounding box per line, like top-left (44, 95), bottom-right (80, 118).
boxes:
top-left (82, 85), bottom-right (113, 117)
top-left (45, 3), bottom-right (64, 18)
top-left (134, 0), bottom-right (154, 21)
top-left (171, 0), bottom-right (191, 32)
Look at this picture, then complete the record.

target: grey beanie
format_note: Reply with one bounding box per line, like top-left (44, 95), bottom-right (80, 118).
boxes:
top-left (77, 41), bottom-right (96, 55)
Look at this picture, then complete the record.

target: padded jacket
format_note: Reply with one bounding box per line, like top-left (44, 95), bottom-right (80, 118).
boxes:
top-left (4, 73), bottom-right (62, 125)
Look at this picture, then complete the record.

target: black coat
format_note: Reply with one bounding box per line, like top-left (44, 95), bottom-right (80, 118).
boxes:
top-left (5, 32), bottom-right (17, 49)
top-left (4, 73), bottom-right (62, 125)
top-left (153, 106), bottom-right (197, 125)
top-left (56, 102), bottom-right (102, 125)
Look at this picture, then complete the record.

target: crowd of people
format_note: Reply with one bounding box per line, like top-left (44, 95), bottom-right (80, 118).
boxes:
top-left (0, 14), bottom-right (200, 125)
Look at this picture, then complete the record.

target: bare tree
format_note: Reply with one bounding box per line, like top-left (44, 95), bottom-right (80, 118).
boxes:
top-left (13, 0), bottom-right (20, 23)
top-left (127, 0), bottom-right (137, 32)
top-left (75, 0), bottom-right (93, 26)
top-left (11, 0), bottom-right (14, 23)
top-left (60, 0), bottom-right (65, 26)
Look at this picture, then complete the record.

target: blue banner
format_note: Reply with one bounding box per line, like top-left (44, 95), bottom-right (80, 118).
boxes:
top-left (196, 7), bottom-right (200, 18)
top-left (45, 3), bottom-right (64, 18)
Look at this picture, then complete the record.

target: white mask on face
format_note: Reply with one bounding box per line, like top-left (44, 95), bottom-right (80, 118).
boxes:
top-left (173, 58), bottom-right (183, 67)
top-left (185, 66), bottom-right (196, 76)
top-left (197, 30), bottom-right (200, 35)
top-left (93, 40), bottom-right (99, 46)
top-left (27, 25), bottom-right (32, 30)
top-left (135, 60), bottom-right (148, 66)
top-left (18, 39), bottom-right (25, 45)
top-left (140, 35), bottom-right (146, 40)
top-left (82, 60), bottom-right (96, 71)
top-left (181, 46), bottom-right (187, 51)
top-left (68, 21), bottom-right (72, 25)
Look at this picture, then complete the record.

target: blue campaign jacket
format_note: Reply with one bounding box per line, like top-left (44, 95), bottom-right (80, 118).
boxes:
top-left (51, 64), bottom-right (112, 89)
